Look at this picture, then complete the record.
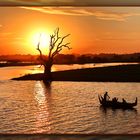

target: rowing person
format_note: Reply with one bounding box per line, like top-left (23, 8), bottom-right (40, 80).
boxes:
top-left (104, 92), bottom-right (110, 101)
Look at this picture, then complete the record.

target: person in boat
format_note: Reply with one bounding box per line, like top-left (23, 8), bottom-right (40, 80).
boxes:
top-left (112, 97), bottom-right (118, 103)
top-left (122, 98), bottom-right (127, 103)
top-left (104, 92), bottom-right (110, 101)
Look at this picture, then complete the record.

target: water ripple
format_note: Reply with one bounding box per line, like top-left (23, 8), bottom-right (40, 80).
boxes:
top-left (0, 81), bottom-right (139, 134)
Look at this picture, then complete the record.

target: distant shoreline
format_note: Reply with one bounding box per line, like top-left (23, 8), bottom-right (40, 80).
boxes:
top-left (0, 62), bottom-right (139, 68)
top-left (12, 64), bottom-right (140, 82)
top-left (0, 63), bottom-right (38, 67)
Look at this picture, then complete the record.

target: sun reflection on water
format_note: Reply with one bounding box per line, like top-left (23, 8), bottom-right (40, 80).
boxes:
top-left (34, 81), bottom-right (51, 133)
top-left (34, 81), bottom-right (46, 104)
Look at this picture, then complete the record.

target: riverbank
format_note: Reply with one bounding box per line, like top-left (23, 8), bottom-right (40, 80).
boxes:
top-left (12, 64), bottom-right (140, 82)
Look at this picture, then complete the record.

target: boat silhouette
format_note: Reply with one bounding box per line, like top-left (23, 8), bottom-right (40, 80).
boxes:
top-left (98, 94), bottom-right (137, 109)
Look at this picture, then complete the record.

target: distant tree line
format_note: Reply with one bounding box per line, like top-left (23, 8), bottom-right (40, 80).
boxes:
top-left (1, 53), bottom-right (140, 64)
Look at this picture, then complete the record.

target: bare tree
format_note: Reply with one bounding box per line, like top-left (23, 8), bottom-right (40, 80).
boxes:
top-left (36, 28), bottom-right (71, 81)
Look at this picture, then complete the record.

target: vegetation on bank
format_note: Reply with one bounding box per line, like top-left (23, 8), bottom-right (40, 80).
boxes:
top-left (1, 53), bottom-right (140, 65)
top-left (12, 64), bottom-right (140, 82)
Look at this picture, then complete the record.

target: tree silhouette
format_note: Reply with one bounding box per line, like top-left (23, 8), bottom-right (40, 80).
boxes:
top-left (37, 28), bottom-right (71, 81)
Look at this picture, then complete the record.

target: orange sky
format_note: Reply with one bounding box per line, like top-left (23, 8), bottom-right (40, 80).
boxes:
top-left (0, 7), bottom-right (140, 55)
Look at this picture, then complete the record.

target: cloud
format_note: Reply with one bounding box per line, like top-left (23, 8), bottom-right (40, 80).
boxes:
top-left (1, 0), bottom-right (140, 6)
top-left (21, 7), bottom-right (140, 21)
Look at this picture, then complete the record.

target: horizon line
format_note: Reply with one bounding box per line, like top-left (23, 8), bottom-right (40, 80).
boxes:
top-left (0, 52), bottom-right (140, 56)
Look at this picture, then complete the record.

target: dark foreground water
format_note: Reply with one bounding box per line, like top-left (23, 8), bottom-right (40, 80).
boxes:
top-left (0, 80), bottom-right (139, 134)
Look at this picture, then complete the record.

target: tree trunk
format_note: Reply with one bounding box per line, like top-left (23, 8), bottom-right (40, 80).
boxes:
top-left (43, 63), bottom-right (52, 81)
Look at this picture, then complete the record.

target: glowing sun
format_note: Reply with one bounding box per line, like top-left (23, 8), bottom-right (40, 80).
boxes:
top-left (33, 32), bottom-right (50, 49)
top-left (28, 30), bottom-right (51, 54)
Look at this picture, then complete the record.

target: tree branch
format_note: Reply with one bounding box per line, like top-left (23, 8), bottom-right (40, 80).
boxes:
top-left (59, 43), bottom-right (71, 49)
top-left (37, 28), bottom-right (71, 64)
top-left (53, 28), bottom-right (61, 46)
top-left (48, 35), bottom-right (55, 58)
top-left (36, 35), bottom-right (45, 63)
top-left (49, 28), bottom-right (61, 58)
top-left (51, 33), bottom-right (70, 58)
top-left (57, 34), bottom-right (70, 48)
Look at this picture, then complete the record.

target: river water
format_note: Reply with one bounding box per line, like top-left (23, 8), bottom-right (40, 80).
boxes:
top-left (0, 63), bottom-right (139, 134)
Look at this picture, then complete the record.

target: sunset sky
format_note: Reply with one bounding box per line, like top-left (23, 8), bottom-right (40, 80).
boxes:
top-left (1, 7), bottom-right (140, 55)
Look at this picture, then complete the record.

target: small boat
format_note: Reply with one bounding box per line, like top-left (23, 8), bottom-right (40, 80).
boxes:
top-left (98, 95), bottom-right (137, 109)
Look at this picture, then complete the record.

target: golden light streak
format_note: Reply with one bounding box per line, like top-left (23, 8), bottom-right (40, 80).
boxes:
top-left (34, 81), bottom-right (51, 132)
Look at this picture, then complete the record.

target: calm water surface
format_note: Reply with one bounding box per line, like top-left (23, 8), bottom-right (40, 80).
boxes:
top-left (0, 63), bottom-right (139, 134)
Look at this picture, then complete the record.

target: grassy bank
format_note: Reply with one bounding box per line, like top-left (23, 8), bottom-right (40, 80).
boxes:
top-left (12, 64), bottom-right (140, 82)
